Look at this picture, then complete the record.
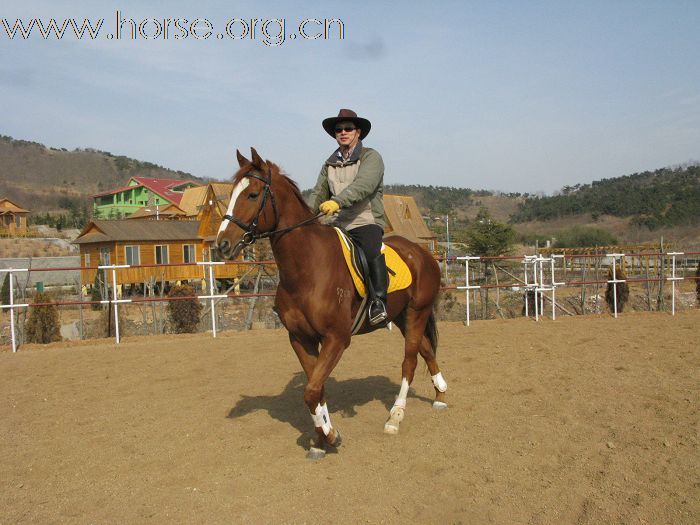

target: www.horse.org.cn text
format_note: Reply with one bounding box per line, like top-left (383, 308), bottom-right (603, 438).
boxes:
top-left (1, 12), bottom-right (345, 47)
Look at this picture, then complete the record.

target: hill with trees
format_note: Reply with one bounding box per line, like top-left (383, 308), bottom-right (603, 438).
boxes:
top-left (0, 134), bottom-right (207, 215)
top-left (510, 164), bottom-right (700, 229)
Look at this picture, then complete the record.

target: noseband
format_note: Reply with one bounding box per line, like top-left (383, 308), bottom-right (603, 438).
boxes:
top-left (221, 168), bottom-right (322, 251)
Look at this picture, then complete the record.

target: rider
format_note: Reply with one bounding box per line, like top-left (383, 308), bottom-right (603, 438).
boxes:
top-left (310, 108), bottom-right (388, 326)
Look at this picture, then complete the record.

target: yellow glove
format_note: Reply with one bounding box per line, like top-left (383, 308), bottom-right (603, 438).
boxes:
top-left (319, 200), bottom-right (340, 216)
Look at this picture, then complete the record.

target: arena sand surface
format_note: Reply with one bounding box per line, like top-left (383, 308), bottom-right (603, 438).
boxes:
top-left (1, 311), bottom-right (698, 524)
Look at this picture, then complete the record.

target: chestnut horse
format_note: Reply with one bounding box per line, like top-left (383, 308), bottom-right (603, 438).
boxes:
top-left (216, 148), bottom-right (448, 459)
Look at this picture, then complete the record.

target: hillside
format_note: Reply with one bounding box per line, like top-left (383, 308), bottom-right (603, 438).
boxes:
top-left (511, 164), bottom-right (700, 229)
top-left (1, 133), bottom-right (698, 248)
top-left (0, 135), bottom-right (207, 213)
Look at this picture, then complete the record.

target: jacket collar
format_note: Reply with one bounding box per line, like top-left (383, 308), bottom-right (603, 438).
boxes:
top-left (326, 141), bottom-right (363, 166)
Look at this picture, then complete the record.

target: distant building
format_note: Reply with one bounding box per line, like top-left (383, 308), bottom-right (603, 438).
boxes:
top-left (91, 177), bottom-right (201, 218)
top-left (383, 195), bottom-right (437, 252)
top-left (0, 198), bottom-right (30, 236)
top-left (126, 203), bottom-right (188, 220)
top-left (179, 182), bottom-right (234, 218)
top-left (73, 219), bottom-right (244, 285)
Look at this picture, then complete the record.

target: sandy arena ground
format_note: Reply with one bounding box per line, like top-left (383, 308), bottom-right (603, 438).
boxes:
top-left (1, 311), bottom-right (698, 524)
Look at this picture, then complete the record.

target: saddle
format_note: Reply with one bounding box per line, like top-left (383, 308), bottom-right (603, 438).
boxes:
top-left (333, 227), bottom-right (412, 298)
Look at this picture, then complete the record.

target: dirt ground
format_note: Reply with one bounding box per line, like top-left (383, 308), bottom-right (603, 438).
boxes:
top-left (1, 311), bottom-right (698, 524)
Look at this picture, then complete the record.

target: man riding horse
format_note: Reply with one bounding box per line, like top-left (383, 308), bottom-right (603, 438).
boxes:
top-left (309, 109), bottom-right (388, 326)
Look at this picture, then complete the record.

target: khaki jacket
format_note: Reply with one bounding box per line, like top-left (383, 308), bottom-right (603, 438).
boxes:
top-left (309, 143), bottom-right (386, 230)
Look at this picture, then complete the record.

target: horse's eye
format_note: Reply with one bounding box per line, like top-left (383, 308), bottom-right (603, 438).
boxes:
top-left (247, 192), bottom-right (259, 200)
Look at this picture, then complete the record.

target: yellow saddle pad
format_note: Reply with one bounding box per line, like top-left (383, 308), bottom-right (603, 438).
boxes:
top-left (333, 228), bottom-right (412, 298)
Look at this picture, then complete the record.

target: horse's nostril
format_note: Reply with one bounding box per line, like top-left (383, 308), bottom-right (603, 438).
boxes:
top-left (219, 239), bottom-right (230, 253)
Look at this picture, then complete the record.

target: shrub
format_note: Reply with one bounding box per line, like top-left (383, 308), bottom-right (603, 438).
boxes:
top-left (91, 269), bottom-right (105, 310)
top-left (1, 272), bottom-right (10, 305)
top-left (554, 226), bottom-right (617, 248)
top-left (605, 265), bottom-right (630, 313)
top-left (167, 285), bottom-right (202, 333)
top-left (25, 292), bottom-right (62, 344)
top-left (521, 290), bottom-right (537, 317)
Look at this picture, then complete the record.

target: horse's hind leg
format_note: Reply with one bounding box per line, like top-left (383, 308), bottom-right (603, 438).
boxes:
top-left (384, 307), bottom-right (429, 435)
top-left (417, 334), bottom-right (448, 409)
top-left (385, 308), bottom-right (448, 434)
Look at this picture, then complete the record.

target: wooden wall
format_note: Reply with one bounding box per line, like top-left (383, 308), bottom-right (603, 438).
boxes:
top-left (79, 240), bottom-right (248, 285)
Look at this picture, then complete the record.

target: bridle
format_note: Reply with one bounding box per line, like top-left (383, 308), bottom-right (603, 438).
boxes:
top-left (221, 167), bottom-right (322, 251)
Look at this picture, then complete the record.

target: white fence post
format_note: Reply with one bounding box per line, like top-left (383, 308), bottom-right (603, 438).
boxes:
top-left (456, 256), bottom-right (480, 326)
top-left (551, 255), bottom-right (565, 321)
top-left (522, 256), bottom-right (538, 320)
top-left (667, 252), bottom-right (684, 316)
top-left (98, 264), bottom-right (130, 344)
top-left (606, 254), bottom-right (625, 319)
top-left (197, 261), bottom-right (227, 338)
top-left (0, 268), bottom-right (30, 353)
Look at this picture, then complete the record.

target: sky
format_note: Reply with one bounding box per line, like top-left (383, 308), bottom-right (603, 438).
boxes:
top-left (2, 0), bottom-right (699, 194)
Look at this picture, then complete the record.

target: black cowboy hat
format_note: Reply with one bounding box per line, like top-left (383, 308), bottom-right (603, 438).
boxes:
top-left (322, 108), bottom-right (371, 140)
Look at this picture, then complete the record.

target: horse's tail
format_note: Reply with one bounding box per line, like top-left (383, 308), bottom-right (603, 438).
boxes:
top-left (425, 309), bottom-right (439, 356)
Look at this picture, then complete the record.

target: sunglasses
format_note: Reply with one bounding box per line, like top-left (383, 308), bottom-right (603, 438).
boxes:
top-left (334, 125), bottom-right (357, 133)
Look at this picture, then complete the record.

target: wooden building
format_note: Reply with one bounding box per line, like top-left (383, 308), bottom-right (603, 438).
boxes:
top-left (73, 219), bottom-right (245, 285)
top-left (126, 203), bottom-right (188, 220)
top-left (0, 198), bottom-right (30, 236)
top-left (383, 195), bottom-right (437, 252)
top-left (92, 177), bottom-right (201, 218)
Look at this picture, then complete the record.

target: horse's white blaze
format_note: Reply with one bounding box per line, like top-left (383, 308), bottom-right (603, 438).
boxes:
top-left (311, 402), bottom-right (332, 435)
top-left (431, 372), bottom-right (448, 393)
top-left (217, 178), bottom-right (250, 238)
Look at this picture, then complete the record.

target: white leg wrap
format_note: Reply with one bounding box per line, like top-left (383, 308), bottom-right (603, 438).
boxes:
top-left (391, 378), bottom-right (410, 413)
top-left (311, 403), bottom-right (332, 436)
top-left (432, 372), bottom-right (448, 392)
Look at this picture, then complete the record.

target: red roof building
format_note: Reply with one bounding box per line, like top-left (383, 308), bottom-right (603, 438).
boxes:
top-left (92, 177), bottom-right (201, 218)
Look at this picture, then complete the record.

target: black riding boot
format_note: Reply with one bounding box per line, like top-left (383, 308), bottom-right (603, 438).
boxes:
top-left (367, 253), bottom-right (388, 326)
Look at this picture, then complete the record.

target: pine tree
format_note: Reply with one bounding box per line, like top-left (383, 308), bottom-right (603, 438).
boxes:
top-left (25, 292), bottom-right (61, 344)
top-left (1, 272), bottom-right (10, 305)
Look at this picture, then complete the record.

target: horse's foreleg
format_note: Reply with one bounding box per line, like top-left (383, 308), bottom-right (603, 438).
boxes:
top-left (302, 334), bottom-right (347, 459)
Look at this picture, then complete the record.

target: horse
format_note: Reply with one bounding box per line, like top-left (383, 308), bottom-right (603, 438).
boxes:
top-left (216, 148), bottom-right (448, 459)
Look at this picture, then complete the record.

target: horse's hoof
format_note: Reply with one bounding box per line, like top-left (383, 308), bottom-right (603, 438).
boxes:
top-left (329, 429), bottom-right (342, 448)
top-left (432, 401), bottom-right (448, 410)
top-left (384, 421), bottom-right (400, 435)
top-left (328, 428), bottom-right (343, 448)
top-left (306, 447), bottom-right (326, 460)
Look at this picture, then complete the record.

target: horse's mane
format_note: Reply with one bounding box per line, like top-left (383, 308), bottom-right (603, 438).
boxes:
top-left (232, 161), bottom-right (313, 214)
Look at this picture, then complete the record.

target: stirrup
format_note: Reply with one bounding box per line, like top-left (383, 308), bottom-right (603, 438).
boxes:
top-left (369, 300), bottom-right (387, 325)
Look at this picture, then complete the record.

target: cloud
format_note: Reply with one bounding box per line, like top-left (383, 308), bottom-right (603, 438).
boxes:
top-left (345, 36), bottom-right (385, 61)
top-left (0, 66), bottom-right (34, 88)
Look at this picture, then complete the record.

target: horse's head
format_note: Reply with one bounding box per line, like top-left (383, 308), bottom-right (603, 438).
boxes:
top-left (215, 148), bottom-right (279, 260)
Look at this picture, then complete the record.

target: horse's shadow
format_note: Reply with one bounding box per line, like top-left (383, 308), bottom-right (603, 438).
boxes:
top-left (227, 372), bottom-right (433, 449)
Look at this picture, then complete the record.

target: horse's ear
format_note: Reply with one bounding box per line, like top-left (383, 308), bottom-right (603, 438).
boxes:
top-left (250, 147), bottom-right (265, 168)
top-left (236, 149), bottom-right (250, 167)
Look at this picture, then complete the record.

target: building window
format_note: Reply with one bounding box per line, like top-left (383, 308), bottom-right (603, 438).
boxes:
top-left (16, 216), bottom-right (22, 228)
top-left (155, 245), bottom-right (169, 265)
top-left (125, 245), bottom-right (140, 265)
top-left (99, 247), bottom-right (110, 266)
top-left (183, 244), bottom-right (196, 263)
top-left (84, 253), bottom-right (91, 267)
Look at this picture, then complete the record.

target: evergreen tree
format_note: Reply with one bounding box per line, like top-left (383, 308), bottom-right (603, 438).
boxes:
top-left (25, 292), bottom-right (61, 344)
top-left (1, 272), bottom-right (11, 305)
top-left (465, 208), bottom-right (515, 257)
